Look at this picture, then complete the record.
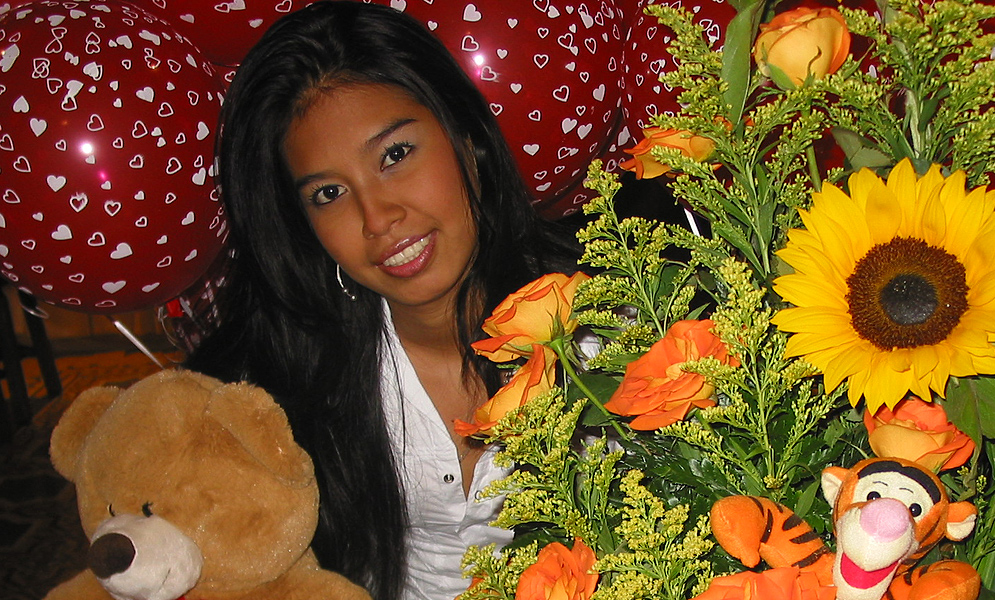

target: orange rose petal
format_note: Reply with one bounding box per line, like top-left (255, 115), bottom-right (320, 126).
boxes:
top-left (864, 397), bottom-right (976, 471)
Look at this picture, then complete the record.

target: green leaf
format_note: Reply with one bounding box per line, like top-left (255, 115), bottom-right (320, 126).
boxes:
top-left (830, 127), bottom-right (893, 170)
top-left (944, 376), bottom-right (995, 445)
top-left (721, 0), bottom-right (767, 124)
top-left (763, 61), bottom-right (797, 92)
top-left (792, 478), bottom-right (821, 520)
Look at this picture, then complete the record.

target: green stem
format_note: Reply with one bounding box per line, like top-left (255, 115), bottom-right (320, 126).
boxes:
top-left (806, 143), bottom-right (823, 193)
top-left (549, 337), bottom-right (632, 442)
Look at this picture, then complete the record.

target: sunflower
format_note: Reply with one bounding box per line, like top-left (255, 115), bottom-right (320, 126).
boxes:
top-left (771, 159), bottom-right (995, 412)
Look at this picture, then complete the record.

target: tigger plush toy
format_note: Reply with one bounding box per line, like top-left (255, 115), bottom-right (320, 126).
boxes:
top-left (709, 457), bottom-right (980, 600)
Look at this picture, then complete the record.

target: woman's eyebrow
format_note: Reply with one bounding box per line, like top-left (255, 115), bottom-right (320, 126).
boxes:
top-left (365, 118), bottom-right (417, 152)
top-left (292, 118), bottom-right (419, 194)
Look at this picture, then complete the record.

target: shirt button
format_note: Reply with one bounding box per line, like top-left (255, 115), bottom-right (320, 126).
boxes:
top-left (474, 491), bottom-right (483, 500)
top-left (443, 474), bottom-right (455, 484)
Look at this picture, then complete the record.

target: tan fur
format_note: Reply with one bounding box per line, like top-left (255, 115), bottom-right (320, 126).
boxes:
top-left (44, 370), bottom-right (371, 600)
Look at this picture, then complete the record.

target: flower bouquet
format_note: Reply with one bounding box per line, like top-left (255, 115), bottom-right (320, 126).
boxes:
top-left (457, 1), bottom-right (995, 600)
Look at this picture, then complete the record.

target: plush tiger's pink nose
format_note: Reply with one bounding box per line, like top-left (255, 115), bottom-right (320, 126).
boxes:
top-left (860, 498), bottom-right (912, 542)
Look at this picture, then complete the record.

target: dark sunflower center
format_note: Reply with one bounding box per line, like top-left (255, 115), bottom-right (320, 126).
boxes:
top-left (880, 274), bottom-right (936, 325)
top-left (846, 237), bottom-right (968, 350)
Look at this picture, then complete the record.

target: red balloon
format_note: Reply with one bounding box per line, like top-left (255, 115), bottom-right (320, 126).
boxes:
top-left (0, 0), bottom-right (228, 314)
top-left (131, 0), bottom-right (310, 67)
top-left (621, 0), bottom-right (736, 134)
top-left (374, 0), bottom-right (626, 206)
top-left (535, 111), bottom-right (632, 220)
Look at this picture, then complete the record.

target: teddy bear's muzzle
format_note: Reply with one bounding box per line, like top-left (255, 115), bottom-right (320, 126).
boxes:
top-left (89, 514), bottom-right (204, 600)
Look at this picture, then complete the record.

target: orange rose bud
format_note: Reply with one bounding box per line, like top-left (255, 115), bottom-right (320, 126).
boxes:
top-left (455, 344), bottom-right (557, 437)
top-left (753, 6), bottom-right (850, 88)
top-left (515, 538), bottom-right (598, 600)
top-left (693, 567), bottom-right (835, 600)
top-left (604, 319), bottom-right (737, 431)
top-left (863, 396), bottom-right (976, 472)
top-left (472, 272), bottom-right (590, 362)
top-left (620, 126), bottom-right (716, 179)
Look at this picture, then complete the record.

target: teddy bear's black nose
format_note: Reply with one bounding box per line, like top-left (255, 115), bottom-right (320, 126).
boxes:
top-left (88, 532), bottom-right (136, 579)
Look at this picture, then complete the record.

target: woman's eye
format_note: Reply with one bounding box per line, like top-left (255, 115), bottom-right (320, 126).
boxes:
top-left (309, 184), bottom-right (344, 206)
top-left (381, 143), bottom-right (413, 169)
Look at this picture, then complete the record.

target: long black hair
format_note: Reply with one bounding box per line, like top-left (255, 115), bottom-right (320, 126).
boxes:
top-left (185, 2), bottom-right (579, 599)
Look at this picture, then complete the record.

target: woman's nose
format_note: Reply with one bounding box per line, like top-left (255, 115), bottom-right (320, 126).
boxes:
top-left (359, 191), bottom-right (405, 239)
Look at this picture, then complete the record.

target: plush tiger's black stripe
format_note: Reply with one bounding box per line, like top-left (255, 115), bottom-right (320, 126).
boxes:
top-left (794, 545), bottom-right (830, 569)
top-left (911, 515), bottom-right (943, 561)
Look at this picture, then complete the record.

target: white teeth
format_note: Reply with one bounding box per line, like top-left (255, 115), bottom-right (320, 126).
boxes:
top-left (383, 236), bottom-right (430, 267)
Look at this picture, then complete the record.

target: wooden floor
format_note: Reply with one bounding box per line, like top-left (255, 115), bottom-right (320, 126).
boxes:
top-left (0, 333), bottom-right (178, 600)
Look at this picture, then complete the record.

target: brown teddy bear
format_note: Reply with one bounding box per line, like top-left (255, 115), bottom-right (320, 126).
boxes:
top-left (44, 369), bottom-right (371, 600)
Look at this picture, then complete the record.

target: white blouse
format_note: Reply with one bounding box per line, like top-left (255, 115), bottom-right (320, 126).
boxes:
top-left (381, 316), bottom-right (514, 600)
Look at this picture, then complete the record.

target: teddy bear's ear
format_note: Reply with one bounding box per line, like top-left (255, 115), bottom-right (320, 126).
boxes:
top-left (50, 385), bottom-right (122, 481)
top-left (205, 381), bottom-right (315, 487)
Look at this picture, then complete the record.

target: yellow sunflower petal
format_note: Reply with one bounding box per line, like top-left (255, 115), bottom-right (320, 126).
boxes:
top-left (968, 270), bottom-right (995, 308)
top-left (773, 274), bottom-right (847, 309)
top-left (855, 170), bottom-right (902, 245)
top-left (908, 345), bottom-right (940, 381)
top-left (938, 174), bottom-right (983, 256)
top-left (776, 244), bottom-right (846, 283)
top-left (917, 187), bottom-right (948, 246)
top-left (817, 341), bottom-right (873, 391)
top-left (964, 229), bottom-right (995, 285)
top-left (815, 184), bottom-right (872, 256)
top-left (783, 326), bottom-right (861, 357)
top-left (862, 355), bottom-right (912, 410)
top-left (774, 160), bottom-right (995, 411)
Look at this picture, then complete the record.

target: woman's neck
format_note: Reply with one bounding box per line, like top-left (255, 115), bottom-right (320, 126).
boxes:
top-left (388, 296), bottom-right (488, 497)
top-left (387, 299), bottom-right (461, 356)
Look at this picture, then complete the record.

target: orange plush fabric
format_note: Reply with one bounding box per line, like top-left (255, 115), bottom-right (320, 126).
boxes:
top-left (706, 458), bottom-right (980, 600)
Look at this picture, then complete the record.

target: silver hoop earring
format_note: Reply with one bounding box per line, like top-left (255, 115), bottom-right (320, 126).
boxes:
top-left (336, 264), bottom-right (357, 302)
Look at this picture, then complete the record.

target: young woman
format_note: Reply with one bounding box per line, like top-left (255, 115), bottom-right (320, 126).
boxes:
top-left (184, 3), bottom-right (580, 600)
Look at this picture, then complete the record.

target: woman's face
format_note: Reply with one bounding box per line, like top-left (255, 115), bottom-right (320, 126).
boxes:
top-left (283, 83), bottom-right (477, 317)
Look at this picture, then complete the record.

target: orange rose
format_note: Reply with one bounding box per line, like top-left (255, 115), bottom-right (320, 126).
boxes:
top-left (455, 344), bottom-right (557, 437)
top-left (863, 396), bottom-right (976, 472)
top-left (472, 272), bottom-right (590, 362)
top-left (693, 567), bottom-right (835, 600)
top-left (515, 538), bottom-right (598, 600)
top-left (620, 127), bottom-right (716, 180)
top-left (604, 320), bottom-right (737, 431)
top-left (753, 7), bottom-right (850, 88)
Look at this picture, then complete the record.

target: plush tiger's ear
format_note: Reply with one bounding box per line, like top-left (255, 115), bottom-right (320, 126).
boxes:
top-left (821, 466), bottom-right (850, 506)
top-left (946, 501), bottom-right (978, 541)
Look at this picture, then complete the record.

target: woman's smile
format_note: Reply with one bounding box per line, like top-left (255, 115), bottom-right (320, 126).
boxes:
top-left (379, 232), bottom-right (437, 275)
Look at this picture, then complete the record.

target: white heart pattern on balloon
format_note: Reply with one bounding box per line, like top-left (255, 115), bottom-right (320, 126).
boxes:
top-left (0, 0), bottom-right (228, 314)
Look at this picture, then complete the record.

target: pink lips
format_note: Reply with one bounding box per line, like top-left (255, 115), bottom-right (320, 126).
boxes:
top-left (377, 232), bottom-right (436, 278)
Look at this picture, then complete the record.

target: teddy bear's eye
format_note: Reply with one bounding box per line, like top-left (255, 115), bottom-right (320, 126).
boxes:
top-left (142, 502), bottom-right (154, 517)
top-left (108, 505), bottom-right (116, 517)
